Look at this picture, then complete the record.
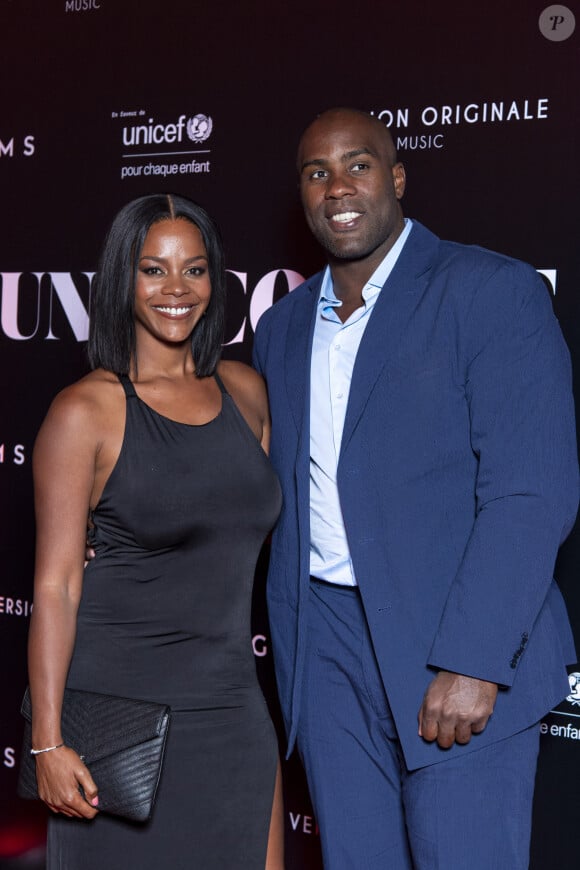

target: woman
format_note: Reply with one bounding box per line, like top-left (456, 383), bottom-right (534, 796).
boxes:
top-left (27, 194), bottom-right (284, 868)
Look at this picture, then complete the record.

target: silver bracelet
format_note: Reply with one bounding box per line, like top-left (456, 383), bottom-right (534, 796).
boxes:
top-left (30, 742), bottom-right (65, 756)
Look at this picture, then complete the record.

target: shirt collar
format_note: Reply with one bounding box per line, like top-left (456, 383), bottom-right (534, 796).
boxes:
top-left (319, 218), bottom-right (413, 312)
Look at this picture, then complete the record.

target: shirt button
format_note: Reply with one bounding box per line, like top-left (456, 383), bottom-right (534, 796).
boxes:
top-left (337, 392), bottom-right (344, 399)
top-left (334, 344), bottom-right (341, 350)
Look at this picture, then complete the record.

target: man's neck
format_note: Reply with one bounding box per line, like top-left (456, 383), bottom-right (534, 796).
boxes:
top-left (327, 256), bottom-right (381, 323)
top-left (326, 218), bottom-right (408, 322)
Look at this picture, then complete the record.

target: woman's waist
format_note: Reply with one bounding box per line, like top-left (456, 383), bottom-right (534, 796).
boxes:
top-left (65, 660), bottom-right (266, 712)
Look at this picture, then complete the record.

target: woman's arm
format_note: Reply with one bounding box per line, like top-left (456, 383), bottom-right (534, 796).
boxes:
top-left (28, 385), bottom-right (102, 818)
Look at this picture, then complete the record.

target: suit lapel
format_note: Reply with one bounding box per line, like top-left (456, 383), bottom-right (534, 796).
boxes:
top-left (283, 272), bottom-right (322, 436)
top-left (340, 223), bottom-right (438, 456)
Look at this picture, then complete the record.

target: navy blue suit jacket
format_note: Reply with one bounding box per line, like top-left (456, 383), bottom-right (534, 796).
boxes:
top-left (253, 221), bottom-right (578, 770)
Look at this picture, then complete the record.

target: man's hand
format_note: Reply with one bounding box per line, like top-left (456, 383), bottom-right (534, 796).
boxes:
top-left (418, 670), bottom-right (498, 749)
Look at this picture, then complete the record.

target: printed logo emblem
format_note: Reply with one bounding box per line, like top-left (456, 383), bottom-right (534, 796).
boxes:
top-left (567, 672), bottom-right (580, 707)
top-left (187, 114), bottom-right (213, 143)
top-left (538, 5), bottom-right (576, 41)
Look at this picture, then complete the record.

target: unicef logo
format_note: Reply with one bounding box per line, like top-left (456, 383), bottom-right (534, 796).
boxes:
top-left (566, 672), bottom-right (580, 707)
top-left (186, 114), bottom-right (213, 143)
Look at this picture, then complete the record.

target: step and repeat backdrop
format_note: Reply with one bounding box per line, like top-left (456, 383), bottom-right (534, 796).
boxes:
top-left (1, 1), bottom-right (579, 867)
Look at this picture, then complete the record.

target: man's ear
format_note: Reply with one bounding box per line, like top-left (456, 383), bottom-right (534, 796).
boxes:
top-left (393, 163), bottom-right (406, 200)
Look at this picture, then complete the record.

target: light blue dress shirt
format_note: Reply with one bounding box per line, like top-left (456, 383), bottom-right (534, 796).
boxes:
top-left (309, 219), bottom-right (413, 585)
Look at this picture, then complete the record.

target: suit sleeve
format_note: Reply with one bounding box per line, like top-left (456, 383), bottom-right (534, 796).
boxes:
top-left (427, 260), bottom-right (578, 687)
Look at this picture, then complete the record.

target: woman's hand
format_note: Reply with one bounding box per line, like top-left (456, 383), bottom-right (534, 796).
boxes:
top-left (35, 746), bottom-right (99, 819)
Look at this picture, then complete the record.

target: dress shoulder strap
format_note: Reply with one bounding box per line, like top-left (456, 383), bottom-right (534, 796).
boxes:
top-left (117, 373), bottom-right (137, 399)
top-left (214, 372), bottom-right (228, 395)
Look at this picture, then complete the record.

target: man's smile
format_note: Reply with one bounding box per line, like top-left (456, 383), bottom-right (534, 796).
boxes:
top-left (330, 211), bottom-right (363, 224)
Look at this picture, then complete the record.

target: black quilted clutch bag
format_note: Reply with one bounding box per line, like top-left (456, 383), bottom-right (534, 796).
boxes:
top-left (18, 687), bottom-right (171, 822)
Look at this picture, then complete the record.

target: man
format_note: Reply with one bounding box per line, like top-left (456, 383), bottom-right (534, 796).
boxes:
top-left (253, 108), bottom-right (578, 868)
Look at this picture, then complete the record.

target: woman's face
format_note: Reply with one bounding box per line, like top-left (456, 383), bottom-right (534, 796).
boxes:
top-left (134, 218), bottom-right (212, 348)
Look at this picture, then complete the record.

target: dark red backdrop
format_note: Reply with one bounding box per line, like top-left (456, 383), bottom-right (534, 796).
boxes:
top-left (1, 1), bottom-right (579, 866)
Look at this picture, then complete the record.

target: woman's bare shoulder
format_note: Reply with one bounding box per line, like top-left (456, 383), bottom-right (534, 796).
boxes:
top-left (217, 360), bottom-right (272, 448)
top-left (217, 361), bottom-right (269, 441)
top-left (40, 370), bottom-right (124, 435)
top-left (217, 360), bottom-right (266, 402)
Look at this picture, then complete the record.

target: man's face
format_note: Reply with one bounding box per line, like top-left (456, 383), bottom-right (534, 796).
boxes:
top-left (298, 110), bottom-right (406, 265)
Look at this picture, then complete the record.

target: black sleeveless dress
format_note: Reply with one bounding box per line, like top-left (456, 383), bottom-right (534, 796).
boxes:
top-left (47, 373), bottom-right (282, 869)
